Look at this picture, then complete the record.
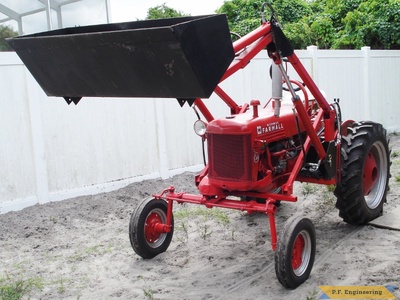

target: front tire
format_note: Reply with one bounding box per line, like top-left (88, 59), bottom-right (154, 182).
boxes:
top-left (334, 122), bottom-right (390, 225)
top-left (129, 198), bottom-right (174, 259)
top-left (275, 216), bottom-right (316, 289)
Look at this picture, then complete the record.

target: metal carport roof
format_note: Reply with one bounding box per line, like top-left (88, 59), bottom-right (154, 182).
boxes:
top-left (0, 0), bottom-right (110, 35)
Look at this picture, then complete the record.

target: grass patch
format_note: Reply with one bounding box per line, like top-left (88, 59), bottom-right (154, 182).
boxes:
top-left (301, 183), bottom-right (318, 197)
top-left (137, 276), bottom-right (156, 300)
top-left (174, 205), bottom-right (235, 240)
top-left (325, 184), bottom-right (336, 193)
top-left (391, 150), bottom-right (400, 158)
top-left (315, 185), bottom-right (337, 212)
top-left (175, 206), bottom-right (230, 224)
top-left (306, 289), bottom-right (318, 300)
top-left (83, 244), bottom-right (113, 256)
top-left (392, 159), bottom-right (400, 166)
top-left (52, 276), bottom-right (69, 294)
top-left (299, 184), bottom-right (336, 212)
top-left (175, 220), bottom-right (189, 243)
top-left (395, 174), bottom-right (400, 182)
top-left (0, 272), bottom-right (43, 300)
top-left (68, 243), bottom-right (113, 262)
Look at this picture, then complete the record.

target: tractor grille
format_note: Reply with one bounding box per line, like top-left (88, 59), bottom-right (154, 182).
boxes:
top-left (208, 133), bottom-right (252, 181)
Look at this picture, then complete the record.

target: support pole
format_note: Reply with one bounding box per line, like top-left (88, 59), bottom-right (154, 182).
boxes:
top-left (46, 0), bottom-right (53, 30)
top-left (105, 0), bottom-right (111, 23)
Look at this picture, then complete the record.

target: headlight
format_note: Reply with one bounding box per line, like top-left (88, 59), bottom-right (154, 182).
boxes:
top-left (193, 119), bottom-right (207, 137)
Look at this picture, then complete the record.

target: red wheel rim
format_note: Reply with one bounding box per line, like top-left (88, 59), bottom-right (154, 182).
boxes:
top-left (145, 212), bottom-right (163, 244)
top-left (292, 234), bottom-right (305, 270)
top-left (363, 151), bottom-right (378, 196)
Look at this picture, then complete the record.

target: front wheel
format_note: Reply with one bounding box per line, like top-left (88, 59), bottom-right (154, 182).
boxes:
top-left (129, 197), bottom-right (174, 259)
top-left (275, 216), bottom-right (316, 289)
top-left (334, 122), bottom-right (390, 225)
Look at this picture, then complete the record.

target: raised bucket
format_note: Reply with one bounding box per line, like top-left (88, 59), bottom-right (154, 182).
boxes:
top-left (8, 15), bottom-right (234, 100)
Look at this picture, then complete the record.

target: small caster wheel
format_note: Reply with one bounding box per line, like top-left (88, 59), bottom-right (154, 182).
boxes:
top-left (275, 216), bottom-right (316, 289)
top-left (129, 197), bottom-right (174, 259)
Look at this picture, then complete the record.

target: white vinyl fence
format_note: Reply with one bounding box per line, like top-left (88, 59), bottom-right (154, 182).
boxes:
top-left (1, 47), bottom-right (400, 213)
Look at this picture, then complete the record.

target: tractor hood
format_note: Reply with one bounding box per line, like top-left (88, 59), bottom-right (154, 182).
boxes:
top-left (206, 103), bottom-right (300, 143)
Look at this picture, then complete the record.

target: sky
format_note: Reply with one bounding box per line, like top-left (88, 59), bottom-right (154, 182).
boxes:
top-left (1, 0), bottom-right (226, 35)
top-left (111, 0), bottom-right (226, 22)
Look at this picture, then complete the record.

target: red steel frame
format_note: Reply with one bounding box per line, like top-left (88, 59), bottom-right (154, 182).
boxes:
top-left (151, 20), bottom-right (338, 251)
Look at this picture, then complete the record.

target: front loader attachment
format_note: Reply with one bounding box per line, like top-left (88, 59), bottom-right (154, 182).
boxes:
top-left (8, 15), bottom-right (234, 101)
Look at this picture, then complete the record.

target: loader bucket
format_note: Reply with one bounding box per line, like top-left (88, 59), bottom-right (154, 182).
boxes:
top-left (7, 15), bottom-right (234, 100)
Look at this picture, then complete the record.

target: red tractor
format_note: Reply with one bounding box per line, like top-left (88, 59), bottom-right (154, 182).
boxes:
top-left (9, 3), bottom-right (390, 289)
top-left (128, 5), bottom-right (390, 288)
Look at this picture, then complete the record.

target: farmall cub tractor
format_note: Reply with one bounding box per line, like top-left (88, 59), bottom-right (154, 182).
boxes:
top-left (9, 3), bottom-right (390, 289)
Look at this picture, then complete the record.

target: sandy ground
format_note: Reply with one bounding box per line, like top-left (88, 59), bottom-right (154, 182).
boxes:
top-left (1, 135), bottom-right (400, 300)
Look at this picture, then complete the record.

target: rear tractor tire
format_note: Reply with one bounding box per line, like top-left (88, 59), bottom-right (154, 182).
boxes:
top-left (334, 121), bottom-right (390, 225)
top-left (129, 197), bottom-right (174, 259)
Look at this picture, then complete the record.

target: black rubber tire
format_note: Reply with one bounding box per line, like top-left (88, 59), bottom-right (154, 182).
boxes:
top-left (334, 121), bottom-right (390, 225)
top-left (129, 197), bottom-right (174, 259)
top-left (275, 216), bottom-right (316, 289)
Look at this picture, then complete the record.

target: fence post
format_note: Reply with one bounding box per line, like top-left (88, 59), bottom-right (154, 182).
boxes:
top-left (155, 99), bottom-right (169, 179)
top-left (25, 71), bottom-right (49, 205)
top-left (307, 45), bottom-right (319, 81)
top-left (361, 46), bottom-right (371, 120)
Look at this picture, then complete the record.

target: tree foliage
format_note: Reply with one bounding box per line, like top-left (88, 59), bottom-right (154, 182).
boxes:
top-left (146, 3), bottom-right (189, 20)
top-left (217, 0), bottom-right (400, 49)
top-left (0, 25), bottom-right (18, 51)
